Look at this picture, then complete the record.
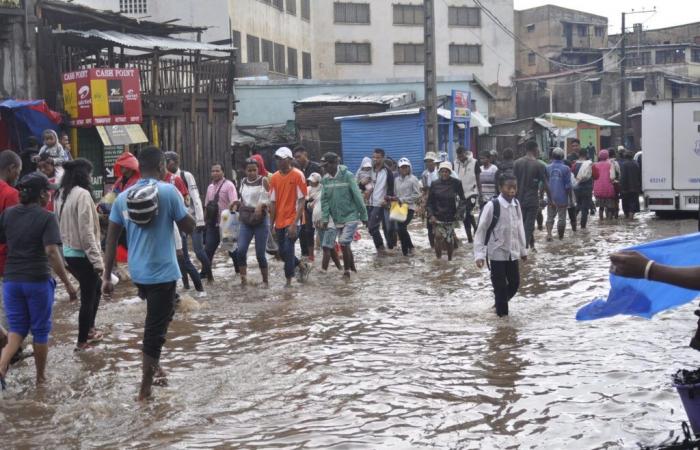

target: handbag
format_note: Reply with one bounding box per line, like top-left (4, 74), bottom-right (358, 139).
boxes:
top-left (239, 205), bottom-right (264, 226)
top-left (205, 181), bottom-right (225, 226)
top-left (389, 201), bottom-right (409, 222)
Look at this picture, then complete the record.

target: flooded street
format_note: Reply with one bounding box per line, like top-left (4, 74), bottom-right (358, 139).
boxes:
top-left (2, 212), bottom-right (699, 448)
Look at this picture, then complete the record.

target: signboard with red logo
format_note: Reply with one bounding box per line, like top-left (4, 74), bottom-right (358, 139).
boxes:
top-left (62, 68), bottom-right (142, 127)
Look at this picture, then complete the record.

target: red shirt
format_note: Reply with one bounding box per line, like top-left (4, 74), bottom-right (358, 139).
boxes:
top-left (0, 179), bottom-right (20, 275)
top-left (164, 172), bottom-right (189, 198)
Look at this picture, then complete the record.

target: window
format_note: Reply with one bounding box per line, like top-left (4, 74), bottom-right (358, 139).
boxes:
top-left (286, 0), bottom-right (296, 15)
top-left (301, 0), bottom-right (310, 20)
top-left (671, 82), bottom-right (681, 99)
top-left (393, 4), bottom-right (423, 25)
top-left (302, 52), bottom-right (312, 79)
top-left (627, 51), bottom-right (651, 66)
top-left (261, 39), bottom-right (273, 67)
top-left (692, 49), bottom-right (700, 63)
top-left (656, 49), bottom-right (686, 64)
top-left (690, 86), bottom-right (700, 98)
top-left (528, 52), bottom-right (535, 66)
top-left (448, 6), bottom-right (480, 27)
top-left (591, 79), bottom-right (601, 96)
top-left (595, 26), bottom-right (605, 37)
top-left (272, 0), bottom-right (283, 11)
top-left (334, 2), bottom-right (370, 24)
top-left (119, 0), bottom-right (147, 14)
top-left (526, 24), bottom-right (535, 32)
top-left (335, 43), bottom-right (371, 64)
top-left (247, 35), bottom-right (260, 63)
top-left (577, 24), bottom-right (588, 36)
top-left (274, 43), bottom-right (285, 73)
top-left (630, 78), bottom-right (645, 92)
top-left (232, 30), bottom-right (242, 63)
top-left (287, 47), bottom-right (298, 76)
top-left (449, 44), bottom-right (481, 65)
top-left (394, 43), bottom-right (424, 65)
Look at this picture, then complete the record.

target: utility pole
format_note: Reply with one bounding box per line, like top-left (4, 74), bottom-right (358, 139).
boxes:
top-left (620, 11), bottom-right (626, 147)
top-left (423, 0), bottom-right (438, 157)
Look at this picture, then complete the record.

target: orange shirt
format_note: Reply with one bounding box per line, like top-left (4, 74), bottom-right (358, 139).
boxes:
top-left (270, 168), bottom-right (307, 229)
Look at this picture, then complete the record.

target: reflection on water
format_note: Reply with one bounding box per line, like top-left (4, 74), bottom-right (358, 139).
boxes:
top-left (2, 213), bottom-right (699, 448)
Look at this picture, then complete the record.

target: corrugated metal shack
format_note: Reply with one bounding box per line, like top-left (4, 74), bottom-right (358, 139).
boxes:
top-left (481, 117), bottom-right (556, 159)
top-left (293, 93), bottom-right (414, 161)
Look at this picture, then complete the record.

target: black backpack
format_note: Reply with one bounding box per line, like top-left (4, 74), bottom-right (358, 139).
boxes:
top-left (478, 197), bottom-right (501, 247)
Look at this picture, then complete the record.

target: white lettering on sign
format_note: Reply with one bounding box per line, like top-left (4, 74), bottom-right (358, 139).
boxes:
top-left (62, 70), bottom-right (88, 82)
top-left (94, 69), bottom-right (136, 78)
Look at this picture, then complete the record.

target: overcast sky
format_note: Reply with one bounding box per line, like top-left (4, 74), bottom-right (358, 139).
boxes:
top-left (513, 0), bottom-right (700, 33)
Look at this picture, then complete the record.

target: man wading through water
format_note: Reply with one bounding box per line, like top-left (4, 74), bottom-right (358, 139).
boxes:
top-left (102, 146), bottom-right (195, 401)
top-left (319, 152), bottom-right (368, 278)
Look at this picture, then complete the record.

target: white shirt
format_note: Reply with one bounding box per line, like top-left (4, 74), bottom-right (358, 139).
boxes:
top-left (473, 194), bottom-right (527, 262)
top-left (454, 155), bottom-right (479, 198)
top-left (370, 167), bottom-right (388, 207)
top-left (175, 168), bottom-right (205, 227)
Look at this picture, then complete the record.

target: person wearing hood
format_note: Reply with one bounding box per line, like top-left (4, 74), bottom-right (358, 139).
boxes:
top-left (356, 156), bottom-right (374, 200)
top-left (394, 158), bottom-right (422, 256)
top-left (545, 148), bottom-right (572, 241)
top-left (593, 149), bottom-right (617, 220)
top-left (320, 152), bottom-right (368, 278)
top-left (38, 130), bottom-right (72, 167)
top-left (454, 146), bottom-right (481, 243)
top-left (427, 161), bottom-right (466, 261)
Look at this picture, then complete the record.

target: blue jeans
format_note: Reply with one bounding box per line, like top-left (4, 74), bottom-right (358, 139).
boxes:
top-left (204, 224), bottom-right (220, 267)
top-left (276, 227), bottom-right (300, 279)
top-left (179, 233), bottom-right (203, 291)
top-left (185, 228), bottom-right (210, 275)
top-left (236, 218), bottom-right (269, 269)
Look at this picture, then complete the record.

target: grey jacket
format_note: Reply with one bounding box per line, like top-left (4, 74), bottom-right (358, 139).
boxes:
top-left (55, 186), bottom-right (103, 271)
top-left (395, 174), bottom-right (422, 210)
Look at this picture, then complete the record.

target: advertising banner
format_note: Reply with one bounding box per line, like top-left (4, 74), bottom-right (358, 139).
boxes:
top-left (62, 68), bottom-right (142, 127)
top-left (451, 90), bottom-right (471, 122)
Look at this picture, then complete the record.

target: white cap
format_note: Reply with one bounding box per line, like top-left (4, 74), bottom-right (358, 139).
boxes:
top-left (438, 161), bottom-right (452, 172)
top-left (307, 172), bottom-right (322, 183)
top-left (424, 152), bottom-right (438, 162)
top-left (398, 157), bottom-right (411, 168)
top-left (275, 147), bottom-right (294, 159)
top-left (617, 145), bottom-right (626, 151)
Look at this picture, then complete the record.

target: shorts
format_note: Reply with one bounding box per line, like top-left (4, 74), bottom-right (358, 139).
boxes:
top-left (3, 279), bottom-right (55, 344)
top-left (320, 228), bottom-right (338, 249)
top-left (322, 221), bottom-right (360, 248)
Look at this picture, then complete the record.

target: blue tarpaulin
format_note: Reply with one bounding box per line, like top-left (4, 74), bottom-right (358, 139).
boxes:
top-left (0, 99), bottom-right (62, 150)
top-left (576, 232), bottom-right (700, 321)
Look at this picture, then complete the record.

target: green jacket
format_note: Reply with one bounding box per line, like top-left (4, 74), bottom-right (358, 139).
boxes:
top-left (321, 165), bottom-right (368, 224)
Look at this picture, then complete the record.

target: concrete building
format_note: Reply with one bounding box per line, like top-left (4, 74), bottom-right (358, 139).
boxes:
top-left (0, 0), bottom-right (38, 99)
top-left (312, 0), bottom-right (514, 86)
top-left (514, 5), bottom-right (608, 77)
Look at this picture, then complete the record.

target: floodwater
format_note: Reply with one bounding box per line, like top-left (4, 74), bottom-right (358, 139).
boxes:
top-left (2, 212), bottom-right (699, 449)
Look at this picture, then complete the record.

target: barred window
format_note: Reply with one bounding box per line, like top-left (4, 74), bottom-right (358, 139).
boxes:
top-left (448, 6), bottom-right (480, 27)
top-left (287, 47), bottom-right (298, 76)
top-left (274, 43), bottom-right (286, 73)
top-left (286, 0), bottom-right (296, 15)
top-left (119, 0), bottom-right (147, 14)
top-left (334, 2), bottom-right (370, 24)
top-left (335, 43), bottom-right (371, 64)
top-left (301, 0), bottom-right (310, 21)
top-left (272, 0), bottom-right (283, 11)
top-left (393, 4), bottom-right (423, 25)
top-left (394, 43), bottom-right (424, 64)
top-left (261, 39), bottom-right (273, 66)
top-left (247, 35), bottom-right (260, 63)
top-left (302, 52), bottom-right (312, 79)
top-left (449, 44), bottom-right (481, 65)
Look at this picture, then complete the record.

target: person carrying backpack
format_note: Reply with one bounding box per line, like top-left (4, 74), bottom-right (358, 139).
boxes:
top-left (203, 163), bottom-right (237, 280)
top-left (102, 146), bottom-right (195, 401)
top-left (474, 173), bottom-right (528, 318)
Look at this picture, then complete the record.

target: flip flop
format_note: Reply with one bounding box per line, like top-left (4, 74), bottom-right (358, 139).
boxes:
top-left (87, 330), bottom-right (104, 344)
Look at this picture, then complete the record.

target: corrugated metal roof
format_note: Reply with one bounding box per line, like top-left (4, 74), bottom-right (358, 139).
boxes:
top-left (336, 107), bottom-right (491, 129)
top-left (53, 29), bottom-right (235, 52)
top-left (546, 112), bottom-right (620, 127)
top-left (295, 93), bottom-right (414, 107)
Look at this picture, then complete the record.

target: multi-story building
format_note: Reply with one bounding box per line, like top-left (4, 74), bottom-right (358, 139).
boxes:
top-left (0, 0), bottom-right (38, 98)
top-left (311, 0), bottom-right (514, 86)
top-left (514, 4), bottom-right (608, 77)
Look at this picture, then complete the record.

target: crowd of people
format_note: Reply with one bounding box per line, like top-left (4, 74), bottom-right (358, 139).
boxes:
top-left (0, 129), bottom-right (644, 398)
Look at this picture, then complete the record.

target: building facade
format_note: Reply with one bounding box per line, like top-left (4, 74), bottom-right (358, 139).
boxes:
top-left (514, 5), bottom-right (608, 77)
top-left (0, 0), bottom-right (38, 99)
top-left (312, 0), bottom-right (514, 86)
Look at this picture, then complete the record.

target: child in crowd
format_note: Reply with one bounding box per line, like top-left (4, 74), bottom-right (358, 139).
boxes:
top-left (38, 130), bottom-right (72, 166)
top-left (356, 157), bottom-right (373, 201)
top-left (474, 174), bottom-right (528, 317)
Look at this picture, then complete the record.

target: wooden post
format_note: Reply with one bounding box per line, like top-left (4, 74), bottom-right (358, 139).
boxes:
top-left (151, 48), bottom-right (161, 95)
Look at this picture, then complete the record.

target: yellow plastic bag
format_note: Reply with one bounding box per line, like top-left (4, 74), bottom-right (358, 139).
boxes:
top-left (389, 201), bottom-right (409, 222)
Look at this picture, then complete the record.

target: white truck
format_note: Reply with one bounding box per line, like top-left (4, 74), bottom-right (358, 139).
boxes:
top-left (642, 99), bottom-right (700, 212)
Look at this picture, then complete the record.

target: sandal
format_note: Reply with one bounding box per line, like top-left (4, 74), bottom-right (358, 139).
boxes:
top-left (87, 330), bottom-right (104, 344)
top-left (74, 342), bottom-right (94, 352)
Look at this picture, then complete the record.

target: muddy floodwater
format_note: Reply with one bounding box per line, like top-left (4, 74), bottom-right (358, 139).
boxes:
top-left (2, 212), bottom-right (700, 448)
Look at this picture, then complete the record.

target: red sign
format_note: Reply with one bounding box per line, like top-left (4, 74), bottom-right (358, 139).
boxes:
top-left (62, 68), bottom-right (142, 127)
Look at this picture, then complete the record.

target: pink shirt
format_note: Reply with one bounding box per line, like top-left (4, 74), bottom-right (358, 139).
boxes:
top-left (206, 179), bottom-right (238, 212)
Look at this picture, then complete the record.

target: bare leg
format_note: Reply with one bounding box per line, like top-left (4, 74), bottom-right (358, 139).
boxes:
top-left (435, 236), bottom-right (443, 259)
top-left (330, 249), bottom-right (342, 270)
top-left (33, 342), bottom-right (48, 386)
top-left (139, 353), bottom-right (158, 401)
top-left (239, 266), bottom-right (247, 286)
top-left (260, 266), bottom-right (269, 286)
top-left (447, 241), bottom-right (454, 261)
top-left (341, 245), bottom-right (352, 275)
top-left (0, 332), bottom-right (24, 384)
top-left (321, 248), bottom-right (331, 271)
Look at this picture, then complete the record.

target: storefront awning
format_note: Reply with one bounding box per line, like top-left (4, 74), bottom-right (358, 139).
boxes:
top-left (96, 124), bottom-right (148, 146)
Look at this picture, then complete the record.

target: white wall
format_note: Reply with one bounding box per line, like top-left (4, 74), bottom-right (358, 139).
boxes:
top-left (311, 0), bottom-right (515, 86)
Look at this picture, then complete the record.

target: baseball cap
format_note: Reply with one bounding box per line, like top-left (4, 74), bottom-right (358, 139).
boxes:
top-left (274, 147), bottom-right (294, 159)
top-left (398, 157), bottom-right (411, 168)
top-left (17, 172), bottom-right (53, 193)
top-left (307, 172), bottom-right (322, 183)
top-left (424, 152), bottom-right (438, 162)
top-left (320, 152), bottom-right (339, 164)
